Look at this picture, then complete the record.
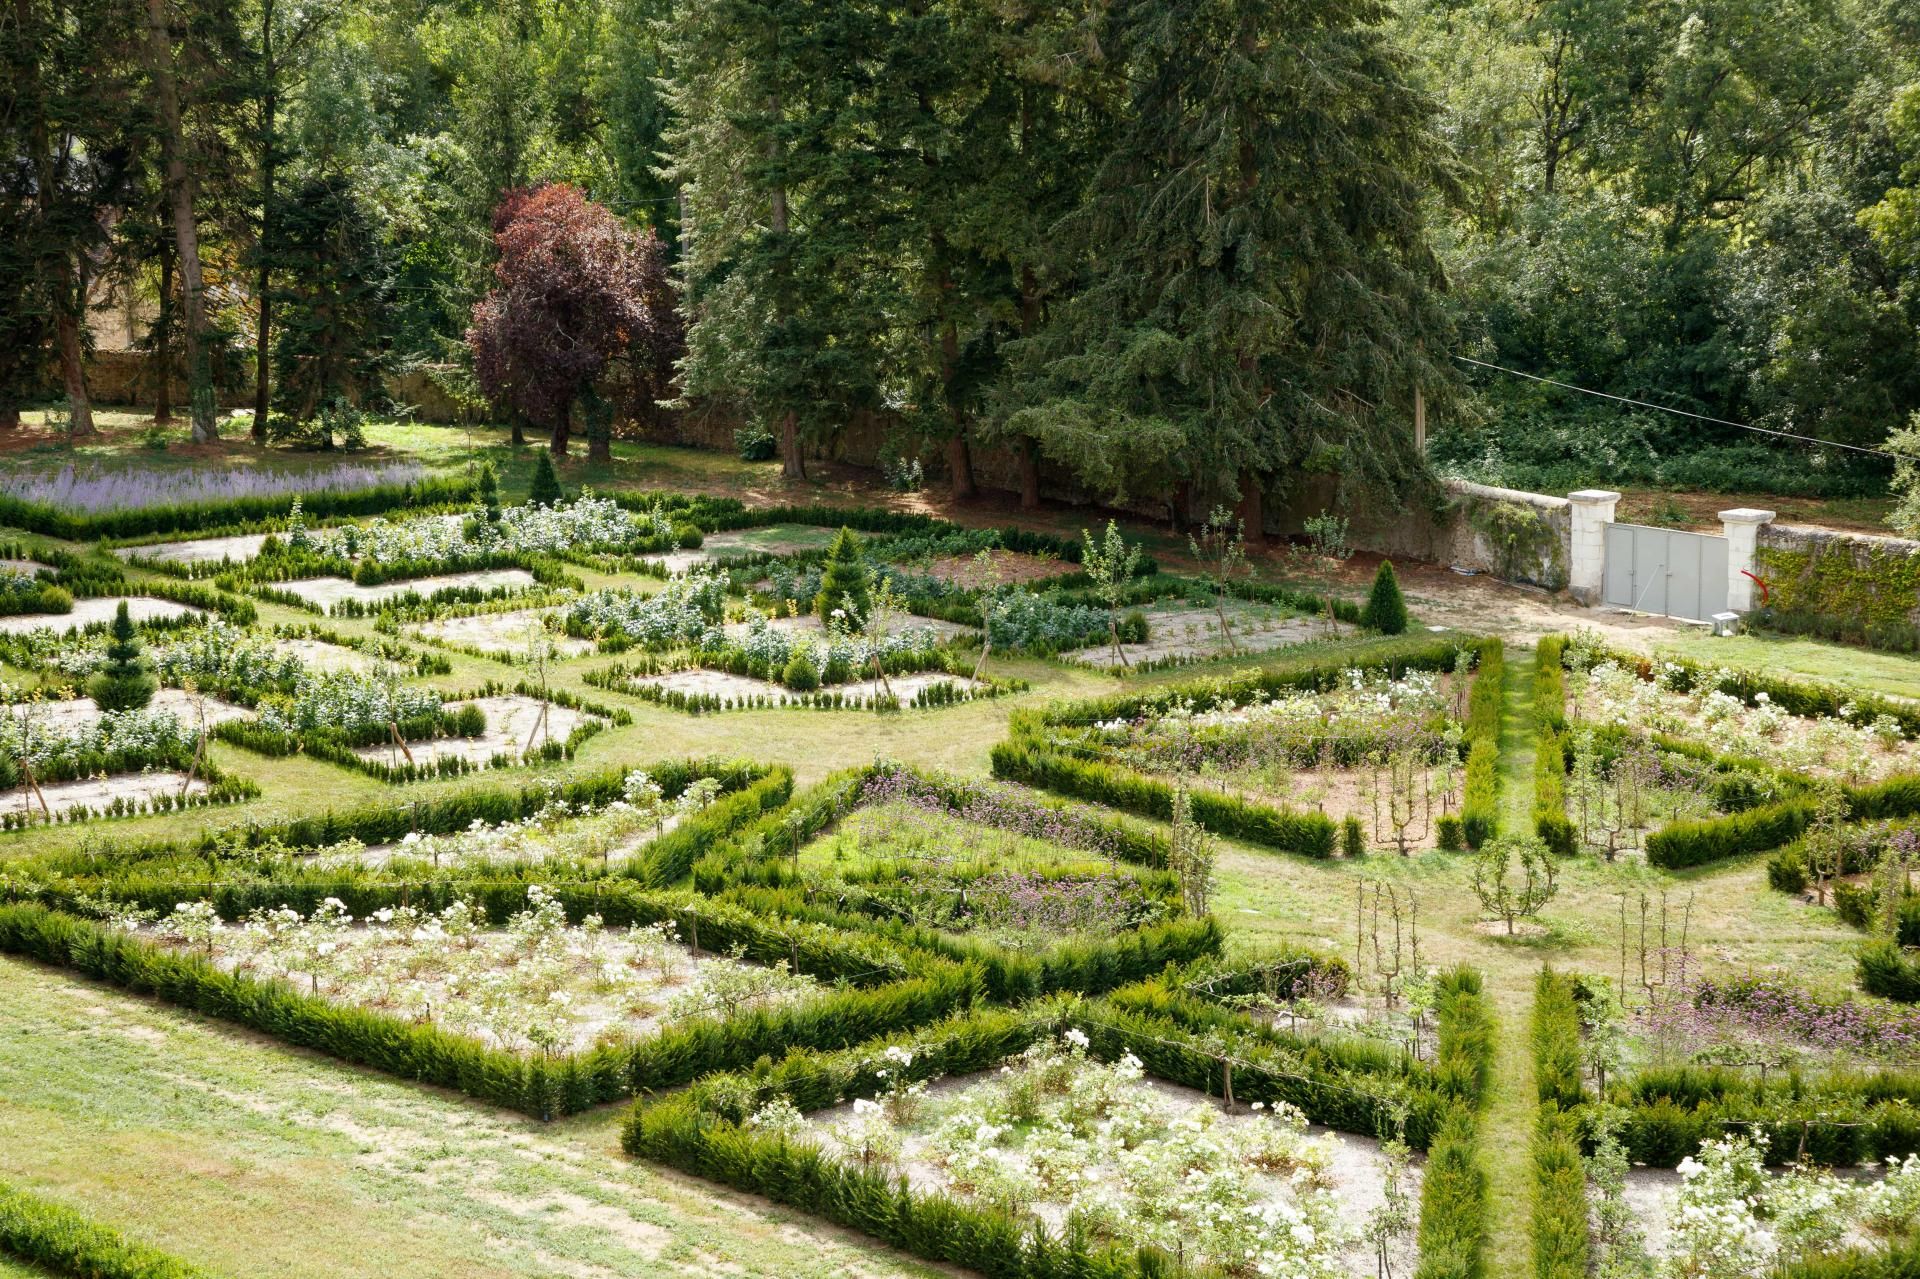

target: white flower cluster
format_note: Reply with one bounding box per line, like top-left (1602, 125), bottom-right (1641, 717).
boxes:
top-left (564, 572), bottom-right (729, 647)
top-left (255, 667), bottom-right (443, 737)
top-left (1662, 1137), bottom-right (1920, 1278)
top-left (819, 1031), bottom-right (1354, 1278)
top-left (150, 621), bottom-right (306, 692)
top-left (0, 705), bottom-right (193, 770)
top-left (735, 610), bottom-right (950, 677)
top-left (140, 887), bottom-right (816, 1056)
top-left (306, 493), bottom-right (667, 563)
top-left (1577, 661), bottom-right (1914, 781)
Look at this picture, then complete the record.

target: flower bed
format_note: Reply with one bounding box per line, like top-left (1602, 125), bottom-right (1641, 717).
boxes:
top-left (268, 568), bottom-right (542, 614)
top-left (137, 887), bottom-right (820, 1056)
top-left (796, 1031), bottom-right (1418, 1279)
top-left (993, 635), bottom-right (1505, 857)
top-left (1063, 600), bottom-right (1330, 669)
top-left (620, 966), bottom-right (1494, 1279)
top-left (1569, 653), bottom-right (1919, 783)
top-left (0, 596), bottom-right (203, 636)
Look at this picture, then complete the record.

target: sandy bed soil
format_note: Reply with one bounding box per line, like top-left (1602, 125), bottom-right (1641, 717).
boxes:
top-left (650, 526), bottom-right (839, 574)
top-left (115, 532), bottom-right (271, 566)
top-left (925, 549), bottom-right (1078, 587)
top-left (30, 687), bottom-right (251, 735)
top-left (351, 694), bottom-right (596, 769)
top-left (408, 608), bottom-right (591, 657)
top-left (0, 558), bottom-right (53, 575)
top-left (1188, 765), bottom-right (1459, 853)
top-left (270, 638), bottom-right (378, 674)
top-left (811, 1070), bottom-right (1418, 1278)
top-left (0, 596), bottom-right (204, 635)
top-left (336, 812), bottom-right (686, 869)
top-left (628, 667), bottom-right (985, 707)
top-left (0, 770), bottom-right (208, 819)
top-left (1068, 604), bottom-right (1337, 667)
top-left (277, 569), bottom-right (538, 612)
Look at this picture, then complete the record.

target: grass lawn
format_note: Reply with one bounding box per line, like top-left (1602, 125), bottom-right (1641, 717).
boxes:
top-left (0, 955), bottom-right (943, 1279)
top-left (1653, 629), bottom-right (1920, 699)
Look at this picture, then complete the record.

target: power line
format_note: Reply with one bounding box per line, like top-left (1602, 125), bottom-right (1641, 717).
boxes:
top-left (1452, 354), bottom-right (1893, 459)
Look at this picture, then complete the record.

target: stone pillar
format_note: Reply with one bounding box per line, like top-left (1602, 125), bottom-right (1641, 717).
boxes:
top-left (1719, 508), bottom-right (1776, 612)
top-left (1566, 490), bottom-right (1620, 605)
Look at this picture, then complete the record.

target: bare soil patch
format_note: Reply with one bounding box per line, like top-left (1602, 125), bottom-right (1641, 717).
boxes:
top-left (722, 613), bottom-right (976, 643)
top-left (0, 596), bottom-right (203, 635)
top-left (924, 549), bottom-right (1078, 588)
top-left (32, 687), bottom-right (251, 735)
top-left (1, 771), bottom-right (208, 819)
top-left (277, 569), bottom-right (538, 612)
top-left (351, 694), bottom-right (596, 769)
top-left (410, 608), bottom-right (591, 658)
top-left (1068, 604), bottom-right (1337, 667)
top-left (628, 667), bottom-right (986, 707)
top-left (270, 638), bottom-right (377, 674)
top-left (115, 532), bottom-right (270, 566)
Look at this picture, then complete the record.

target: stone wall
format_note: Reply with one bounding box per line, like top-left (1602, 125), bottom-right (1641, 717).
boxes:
top-left (1754, 523), bottom-right (1920, 631)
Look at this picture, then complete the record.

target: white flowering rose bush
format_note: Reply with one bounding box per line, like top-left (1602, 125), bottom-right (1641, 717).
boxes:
top-left (798, 1031), bottom-right (1373, 1278)
top-left (149, 621), bottom-right (307, 697)
top-left (1573, 660), bottom-right (1915, 781)
top-left (563, 572), bottom-right (728, 647)
top-left (136, 887), bottom-right (818, 1056)
top-left (254, 667), bottom-right (445, 740)
top-left (303, 493), bottom-right (671, 563)
top-left (0, 703), bottom-right (196, 782)
top-left (1638, 1137), bottom-right (1920, 1279)
top-left (1078, 668), bottom-right (1459, 775)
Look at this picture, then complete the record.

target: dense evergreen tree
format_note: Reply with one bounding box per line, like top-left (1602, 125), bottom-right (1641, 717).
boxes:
top-left (815, 527), bottom-right (872, 623)
top-left (271, 174), bottom-right (393, 420)
top-left (999, 0), bottom-right (1459, 523)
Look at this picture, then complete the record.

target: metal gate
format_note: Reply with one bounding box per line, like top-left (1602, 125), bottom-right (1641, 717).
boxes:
top-left (1602, 523), bottom-right (1728, 622)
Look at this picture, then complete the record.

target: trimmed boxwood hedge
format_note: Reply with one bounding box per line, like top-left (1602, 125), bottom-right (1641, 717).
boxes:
top-left (994, 635), bottom-right (1502, 860)
top-left (1774, 1238), bottom-right (1920, 1279)
top-left (0, 474), bottom-right (477, 542)
top-left (1532, 637), bottom-right (1577, 856)
top-left (620, 966), bottom-right (1497, 1279)
top-left (0, 1180), bottom-right (220, 1279)
top-left (0, 899), bottom-right (982, 1120)
top-left (1646, 775), bottom-right (1920, 869)
top-left (1530, 1107), bottom-right (1590, 1279)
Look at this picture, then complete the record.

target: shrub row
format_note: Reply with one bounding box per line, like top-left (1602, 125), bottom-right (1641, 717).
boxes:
top-left (621, 972), bottom-right (1495, 1279)
top-left (1530, 1107), bottom-right (1591, 1279)
top-left (0, 899), bottom-right (979, 1120)
top-left (1460, 639), bottom-right (1505, 847)
top-left (990, 737), bottom-right (1338, 857)
top-left (1773, 1238), bottom-right (1920, 1279)
top-left (0, 1179), bottom-right (219, 1279)
top-left (1532, 637), bottom-right (1577, 855)
top-left (1532, 969), bottom-right (1586, 1109)
top-left (1646, 775), bottom-right (1920, 869)
top-left (1586, 641), bottom-right (1920, 739)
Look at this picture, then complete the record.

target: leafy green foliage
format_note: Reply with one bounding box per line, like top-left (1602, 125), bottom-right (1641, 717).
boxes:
top-left (528, 450), bottom-right (563, 506)
top-left (0, 1179), bottom-right (216, 1279)
top-left (814, 527), bottom-right (871, 624)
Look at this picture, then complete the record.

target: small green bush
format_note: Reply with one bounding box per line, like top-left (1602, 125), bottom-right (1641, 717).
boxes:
top-left (1344, 814), bottom-right (1367, 857)
top-left (1859, 939), bottom-right (1920, 1003)
top-left (0, 1179), bottom-right (216, 1278)
top-left (1362, 560), bottom-right (1410, 634)
top-left (782, 652), bottom-right (821, 691)
top-left (528, 449), bottom-right (564, 505)
top-left (1436, 814), bottom-right (1464, 852)
top-left (814, 527), bottom-right (871, 624)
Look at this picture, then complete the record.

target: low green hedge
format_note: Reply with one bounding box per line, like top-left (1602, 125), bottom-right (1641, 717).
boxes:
top-left (0, 475), bottom-right (476, 542)
top-left (990, 738), bottom-right (1338, 857)
top-left (0, 899), bottom-right (980, 1120)
top-left (0, 1180), bottom-right (220, 1279)
top-left (1530, 1107), bottom-right (1591, 1279)
top-left (1647, 775), bottom-right (1920, 869)
top-left (622, 970), bottom-right (1495, 1279)
top-left (1532, 969), bottom-right (1586, 1110)
top-left (1532, 637), bottom-right (1576, 854)
top-left (1774, 1238), bottom-right (1920, 1279)
top-left (1860, 940), bottom-right (1920, 1003)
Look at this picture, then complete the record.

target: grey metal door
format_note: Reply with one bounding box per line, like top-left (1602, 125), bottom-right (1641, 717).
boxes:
top-left (1602, 523), bottom-right (1729, 622)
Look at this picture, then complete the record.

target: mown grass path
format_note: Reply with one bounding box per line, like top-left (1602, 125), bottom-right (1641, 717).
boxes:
top-left (1482, 644), bottom-right (1542, 1278)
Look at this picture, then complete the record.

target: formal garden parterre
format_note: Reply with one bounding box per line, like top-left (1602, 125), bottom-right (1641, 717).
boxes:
top-left (0, 463), bottom-right (1915, 1279)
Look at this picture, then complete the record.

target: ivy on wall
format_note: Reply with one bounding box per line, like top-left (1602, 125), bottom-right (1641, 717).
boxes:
top-left (1463, 497), bottom-right (1568, 591)
top-left (1754, 542), bottom-right (1920, 651)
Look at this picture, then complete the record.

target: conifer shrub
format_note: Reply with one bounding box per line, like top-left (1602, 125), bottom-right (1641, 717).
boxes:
top-left (1361, 559), bottom-right (1410, 634)
top-left (87, 601), bottom-right (157, 711)
top-left (529, 450), bottom-right (564, 505)
top-left (814, 526), bottom-right (871, 623)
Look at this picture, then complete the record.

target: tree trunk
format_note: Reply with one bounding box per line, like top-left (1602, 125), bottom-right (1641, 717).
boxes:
top-left (1018, 437), bottom-right (1041, 510)
top-left (153, 235), bottom-right (174, 424)
top-left (1237, 470), bottom-right (1266, 546)
top-left (144, 0), bottom-right (216, 443)
top-left (779, 410), bottom-right (804, 479)
top-left (253, 5), bottom-right (275, 445)
top-left (510, 413), bottom-right (525, 447)
top-left (548, 402), bottom-right (570, 456)
top-left (945, 425), bottom-right (975, 501)
top-left (0, 403), bottom-right (18, 431)
top-left (53, 294), bottom-right (96, 437)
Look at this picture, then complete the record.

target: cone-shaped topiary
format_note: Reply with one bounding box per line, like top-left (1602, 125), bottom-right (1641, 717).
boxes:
top-left (815, 527), bottom-right (871, 624)
top-left (477, 461), bottom-right (502, 521)
top-left (87, 601), bottom-right (157, 711)
top-left (528, 450), bottom-right (564, 506)
top-left (1361, 559), bottom-right (1409, 634)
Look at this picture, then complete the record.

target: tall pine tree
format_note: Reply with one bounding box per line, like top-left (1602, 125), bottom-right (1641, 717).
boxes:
top-left (1000, 0), bottom-right (1460, 528)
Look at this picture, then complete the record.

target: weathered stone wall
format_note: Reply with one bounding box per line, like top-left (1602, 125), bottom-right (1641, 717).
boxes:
top-left (1755, 523), bottom-right (1920, 630)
